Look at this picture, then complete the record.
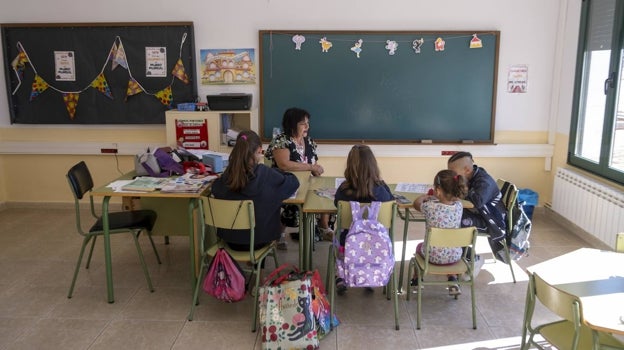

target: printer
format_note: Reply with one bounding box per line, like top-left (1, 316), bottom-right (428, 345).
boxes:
top-left (201, 152), bottom-right (229, 173)
top-left (206, 93), bottom-right (252, 110)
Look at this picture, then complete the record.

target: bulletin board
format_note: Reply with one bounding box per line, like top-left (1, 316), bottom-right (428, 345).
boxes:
top-left (260, 30), bottom-right (499, 143)
top-left (1, 22), bottom-right (197, 124)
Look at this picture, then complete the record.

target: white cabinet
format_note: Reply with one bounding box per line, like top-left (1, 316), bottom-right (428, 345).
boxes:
top-left (165, 109), bottom-right (256, 153)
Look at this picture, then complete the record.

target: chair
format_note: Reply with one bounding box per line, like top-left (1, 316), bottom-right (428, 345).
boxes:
top-left (407, 226), bottom-right (478, 330)
top-left (521, 272), bottom-right (624, 350)
top-left (188, 197), bottom-right (279, 332)
top-left (326, 200), bottom-right (400, 330)
top-left (616, 232), bottom-right (624, 253)
top-left (481, 178), bottom-right (518, 283)
top-left (66, 161), bottom-right (161, 299)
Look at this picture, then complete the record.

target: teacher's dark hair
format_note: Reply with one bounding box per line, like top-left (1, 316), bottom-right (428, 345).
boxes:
top-left (223, 130), bottom-right (262, 192)
top-left (282, 107), bottom-right (310, 137)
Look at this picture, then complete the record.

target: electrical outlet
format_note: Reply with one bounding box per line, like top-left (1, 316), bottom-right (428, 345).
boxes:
top-left (101, 148), bottom-right (118, 154)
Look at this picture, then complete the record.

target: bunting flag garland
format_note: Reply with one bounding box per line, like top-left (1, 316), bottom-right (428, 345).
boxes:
top-left (125, 78), bottom-right (142, 100)
top-left (29, 75), bottom-right (49, 101)
top-left (171, 58), bottom-right (189, 84)
top-left (11, 49), bottom-right (29, 94)
top-left (154, 86), bottom-right (172, 107)
top-left (62, 92), bottom-right (80, 119)
top-left (90, 73), bottom-right (113, 99)
top-left (111, 41), bottom-right (128, 70)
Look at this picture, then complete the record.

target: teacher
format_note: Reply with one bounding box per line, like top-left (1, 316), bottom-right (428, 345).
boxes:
top-left (265, 107), bottom-right (333, 249)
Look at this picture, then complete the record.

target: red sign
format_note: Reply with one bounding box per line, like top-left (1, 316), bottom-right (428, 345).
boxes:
top-left (175, 119), bottom-right (209, 149)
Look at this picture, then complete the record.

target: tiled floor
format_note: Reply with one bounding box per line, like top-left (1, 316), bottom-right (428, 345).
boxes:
top-left (0, 206), bottom-right (601, 349)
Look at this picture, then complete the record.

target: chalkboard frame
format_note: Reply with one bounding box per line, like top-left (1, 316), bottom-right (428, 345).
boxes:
top-left (1, 22), bottom-right (197, 124)
top-left (259, 30), bottom-right (500, 144)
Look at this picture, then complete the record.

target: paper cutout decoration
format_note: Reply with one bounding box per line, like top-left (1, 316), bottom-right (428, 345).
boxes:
top-left (111, 41), bottom-right (128, 70)
top-left (351, 39), bottom-right (363, 58)
top-left (412, 38), bottom-right (424, 54)
top-left (125, 78), bottom-right (142, 101)
top-left (470, 34), bottom-right (483, 49)
top-left (434, 37), bottom-right (446, 52)
top-left (319, 37), bottom-right (333, 52)
top-left (385, 40), bottom-right (398, 55)
top-left (171, 58), bottom-right (190, 84)
top-left (292, 35), bottom-right (306, 50)
top-left (10, 49), bottom-right (29, 94)
top-left (155, 85), bottom-right (173, 107)
top-left (29, 75), bottom-right (49, 101)
top-left (62, 93), bottom-right (80, 119)
top-left (90, 73), bottom-right (113, 99)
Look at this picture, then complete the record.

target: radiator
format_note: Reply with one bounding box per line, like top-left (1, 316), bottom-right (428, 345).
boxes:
top-left (552, 167), bottom-right (624, 247)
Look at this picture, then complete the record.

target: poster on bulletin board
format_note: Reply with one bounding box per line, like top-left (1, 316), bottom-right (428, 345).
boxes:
top-left (175, 119), bottom-right (209, 149)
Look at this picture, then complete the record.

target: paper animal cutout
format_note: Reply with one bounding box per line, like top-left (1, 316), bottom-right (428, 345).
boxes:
top-left (385, 40), bottom-right (398, 55)
top-left (412, 38), bottom-right (424, 54)
top-left (292, 35), bottom-right (306, 50)
top-left (434, 37), bottom-right (445, 52)
top-left (351, 39), bottom-right (363, 58)
top-left (319, 37), bottom-right (333, 52)
top-left (470, 34), bottom-right (483, 49)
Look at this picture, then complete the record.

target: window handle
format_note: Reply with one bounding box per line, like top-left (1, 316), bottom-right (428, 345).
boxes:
top-left (604, 72), bottom-right (615, 95)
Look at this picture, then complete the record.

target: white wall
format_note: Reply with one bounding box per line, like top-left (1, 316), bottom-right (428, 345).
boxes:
top-left (0, 0), bottom-right (577, 136)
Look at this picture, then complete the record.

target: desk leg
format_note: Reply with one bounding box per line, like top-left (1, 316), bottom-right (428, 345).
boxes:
top-left (102, 196), bottom-right (115, 303)
top-left (188, 199), bottom-right (198, 291)
top-left (397, 208), bottom-right (410, 294)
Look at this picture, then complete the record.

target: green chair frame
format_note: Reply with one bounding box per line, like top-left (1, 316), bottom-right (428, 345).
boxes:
top-left (66, 161), bottom-right (161, 300)
top-left (521, 272), bottom-right (624, 350)
top-left (188, 197), bottom-right (279, 332)
top-left (407, 226), bottom-right (478, 330)
top-left (325, 200), bottom-right (400, 330)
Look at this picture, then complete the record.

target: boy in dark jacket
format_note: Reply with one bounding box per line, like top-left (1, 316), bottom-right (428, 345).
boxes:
top-left (447, 152), bottom-right (506, 259)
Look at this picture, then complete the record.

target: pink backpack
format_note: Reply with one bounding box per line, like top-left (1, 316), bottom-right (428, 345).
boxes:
top-left (203, 248), bottom-right (246, 302)
top-left (336, 201), bottom-right (394, 287)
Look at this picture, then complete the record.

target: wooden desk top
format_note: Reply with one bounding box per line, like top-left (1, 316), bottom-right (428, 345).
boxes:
top-left (283, 171), bottom-right (311, 205)
top-left (527, 248), bottom-right (624, 335)
top-left (90, 171), bottom-right (211, 199)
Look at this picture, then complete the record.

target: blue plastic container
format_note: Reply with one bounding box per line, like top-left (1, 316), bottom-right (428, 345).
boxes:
top-left (518, 188), bottom-right (538, 220)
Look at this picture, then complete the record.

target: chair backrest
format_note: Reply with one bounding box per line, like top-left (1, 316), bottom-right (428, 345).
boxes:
top-left (336, 200), bottom-right (396, 231)
top-left (497, 178), bottom-right (519, 231)
top-left (426, 227), bottom-right (477, 249)
top-left (67, 161), bottom-right (94, 200)
top-left (616, 232), bottom-right (624, 253)
top-left (532, 272), bottom-right (582, 324)
top-left (202, 197), bottom-right (254, 231)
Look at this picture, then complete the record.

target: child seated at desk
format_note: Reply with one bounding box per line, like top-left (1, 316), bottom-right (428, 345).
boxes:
top-left (333, 144), bottom-right (394, 294)
top-left (211, 130), bottom-right (299, 251)
top-left (411, 169), bottom-right (468, 296)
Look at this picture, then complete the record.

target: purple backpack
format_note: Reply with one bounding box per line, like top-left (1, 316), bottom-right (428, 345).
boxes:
top-left (337, 201), bottom-right (394, 287)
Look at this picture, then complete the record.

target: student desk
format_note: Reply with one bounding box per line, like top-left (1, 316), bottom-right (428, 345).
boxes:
top-left (526, 248), bottom-right (624, 336)
top-left (284, 171), bottom-right (312, 269)
top-left (90, 172), bottom-right (211, 303)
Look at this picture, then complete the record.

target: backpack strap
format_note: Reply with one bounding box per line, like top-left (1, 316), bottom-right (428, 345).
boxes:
top-left (368, 201), bottom-right (381, 221)
top-left (350, 201), bottom-right (363, 220)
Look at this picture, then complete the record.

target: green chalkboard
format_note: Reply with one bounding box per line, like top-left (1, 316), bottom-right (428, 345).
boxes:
top-left (259, 30), bottom-right (499, 143)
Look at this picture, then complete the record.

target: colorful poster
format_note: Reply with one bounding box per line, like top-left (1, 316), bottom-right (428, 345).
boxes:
top-left (54, 51), bottom-right (76, 81)
top-left (200, 48), bottom-right (256, 85)
top-left (507, 64), bottom-right (528, 93)
top-left (145, 47), bottom-right (167, 77)
top-left (175, 119), bottom-right (209, 149)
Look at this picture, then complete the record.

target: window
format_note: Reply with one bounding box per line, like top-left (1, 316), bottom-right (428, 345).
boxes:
top-left (569, 0), bottom-right (624, 184)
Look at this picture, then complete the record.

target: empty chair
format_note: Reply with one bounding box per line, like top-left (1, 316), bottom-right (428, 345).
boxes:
top-left (188, 197), bottom-right (279, 332)
top-left (66, 161), bottom-right (161, 300)
top-left (521, 272), bottom-right (624, 350)
top-left (407, 226), bottom-right (478, 330)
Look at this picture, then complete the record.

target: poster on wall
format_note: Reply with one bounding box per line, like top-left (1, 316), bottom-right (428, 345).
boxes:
top-left (200, 48), bottom-right (256, 85)
top-left (175, 119), bottom-right (209, 149)
top-left (54, 51), bottom-right (76, 81)
top-left (145, 47), bottom-right (167, 77)
top-left (507, 64), bottom-right (528, 93)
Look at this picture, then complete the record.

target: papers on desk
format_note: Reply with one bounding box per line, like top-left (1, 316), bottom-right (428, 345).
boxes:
top-left (314, 188), bottom-right (336, 200)
top-left (121, 177), bottom-right (170, 192)
top-left (160, 173), bottom-right (217, 193)
top-left (395, 183), bottom-right (431, 193)
top-left (335, 177), bottom-right (346, 188)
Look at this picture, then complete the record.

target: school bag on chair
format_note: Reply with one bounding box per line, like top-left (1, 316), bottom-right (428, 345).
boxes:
top-left (203, 248), bottom-right (246, 302)
top-left (336, 201), bottom-right (394, 287)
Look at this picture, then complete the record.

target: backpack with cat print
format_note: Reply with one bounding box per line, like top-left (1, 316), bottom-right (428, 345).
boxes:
top-left (336, 201), bottom-right (394, 287)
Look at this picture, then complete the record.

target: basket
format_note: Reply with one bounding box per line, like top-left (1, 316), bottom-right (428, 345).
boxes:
top-left (177, 103), bottom-right (196, 111)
